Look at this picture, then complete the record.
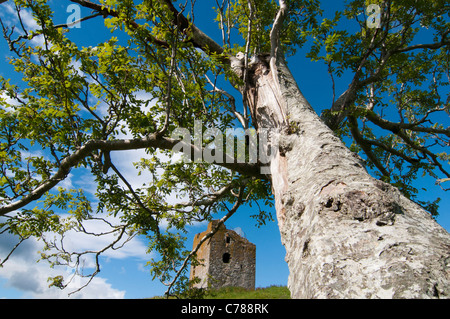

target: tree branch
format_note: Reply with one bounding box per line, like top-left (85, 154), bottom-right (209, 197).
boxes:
top-left (270, 0), bottom-right (287, 60)
top-left (158, 0), bottom-right (225, 56)
top-left (348, 115), bottom-right (390, 177)
top-left (68, 0), bottom-right (232, 70)
top-left (0, 236), bottom-right (25, 267)
top-left (392, 29), bottom-right (450, 54)
top-left (322, 11), bottom-right (450, 131)
top-left (0, 134), bottom-right (262, 216)
top-left (351, 107), bottom-right (450, 179)
top-left (205, 74), bottom-right (248, 128)
top-left (45, 221), bottom-right (134, 297)
top-left (69, 0), bottom-right (170, 47)
top-left (362, 107), bottom-right (450, 138)
top-left (176, 177), bottom-right (250, 208)
top-left (109, 161), bottom-right (160, 224)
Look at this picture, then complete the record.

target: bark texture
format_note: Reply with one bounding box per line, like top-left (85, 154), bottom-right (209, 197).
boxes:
top-left (246, 56), bottom-right (450, 298)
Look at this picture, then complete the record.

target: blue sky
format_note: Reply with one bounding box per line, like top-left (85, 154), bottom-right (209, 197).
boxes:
top-left (0, 0), bottom-right (449, 299)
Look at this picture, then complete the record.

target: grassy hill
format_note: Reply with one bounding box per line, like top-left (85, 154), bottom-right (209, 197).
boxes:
top-left (151, 285), bottom-right (291, 299)
top-left (203, 285), bottom-right (291, 299)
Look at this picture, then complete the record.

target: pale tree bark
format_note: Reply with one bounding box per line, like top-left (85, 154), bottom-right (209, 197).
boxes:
top-left (246, 55), bottom-right (450, 299)
top-left (2, 0), bottom-right (449, 299)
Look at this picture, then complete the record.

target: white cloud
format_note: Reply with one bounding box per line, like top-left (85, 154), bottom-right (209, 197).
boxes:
top-left (111, 148), bottom-right (154, 190)
top-left (17, 7), bottom-right (39, 31)
top-left (0, 213), bottom-right (149, 298)
top-left (0, 92), bottom-right (20, 110)
top-left (0, 3), bottom-right (17, 24)
top-left (70, 58), bottom-right (84, 77)
top-left (1, 259), bottom-right (125, 298)
top-left (0, 235), bottom-right (124, 298)
top-left (59, 172), bottom-right (74, 190)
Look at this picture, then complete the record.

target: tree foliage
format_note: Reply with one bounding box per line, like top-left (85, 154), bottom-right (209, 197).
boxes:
top-left (314, 0), bottom-right (450, 205)
top-left (0, 0), bottom-right (448, 297)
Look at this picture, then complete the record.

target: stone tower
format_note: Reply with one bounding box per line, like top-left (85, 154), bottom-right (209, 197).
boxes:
top-left (189, 220), bottom-right (256, 290)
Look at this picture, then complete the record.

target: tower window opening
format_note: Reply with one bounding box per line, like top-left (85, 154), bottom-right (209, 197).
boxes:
top-left (226, 236), bottom-right (231, 244)
top-left (223, 253), bottom-right (231, 263)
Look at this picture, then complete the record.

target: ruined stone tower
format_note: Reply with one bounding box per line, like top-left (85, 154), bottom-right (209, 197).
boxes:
top-left (189, 220), bottom-right (256, 290)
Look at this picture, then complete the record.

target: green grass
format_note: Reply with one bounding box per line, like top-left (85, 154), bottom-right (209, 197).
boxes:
top-left (150, 285), bottom-right (291, 299)
top-left (202, 285), bottom-right (291, 299)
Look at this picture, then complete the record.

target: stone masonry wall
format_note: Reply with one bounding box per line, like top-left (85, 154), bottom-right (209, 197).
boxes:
top-left (190, 220), bottom-right (256, 290)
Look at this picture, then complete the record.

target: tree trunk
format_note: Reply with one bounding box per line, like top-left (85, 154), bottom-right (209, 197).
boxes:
top-left (245, 56), bottom-right (450, 298)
